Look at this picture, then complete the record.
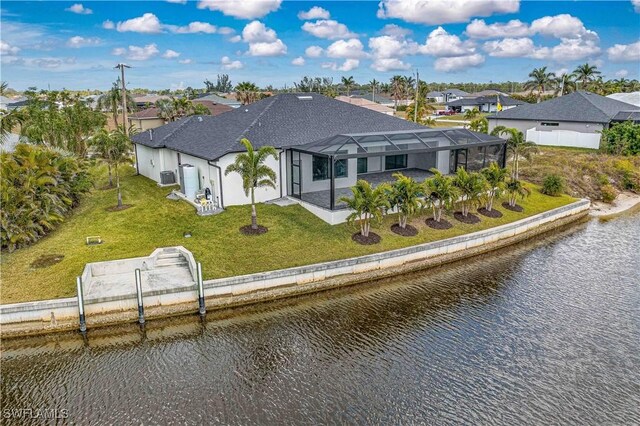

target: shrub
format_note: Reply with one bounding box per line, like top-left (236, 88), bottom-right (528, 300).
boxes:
top-left (601, 184), bottom-right (617, 204)
top-left (396, 105), bottom-right (407, 111)
top-left (540, 174), bottom-right (565, 196)
top-left (600, 121), bottom-right (640, 156)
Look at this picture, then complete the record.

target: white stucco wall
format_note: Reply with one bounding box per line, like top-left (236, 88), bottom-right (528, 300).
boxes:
top-left (488, 118), bottom-right (604, 149)
top-left (135, 144), bottom-right (162, 183)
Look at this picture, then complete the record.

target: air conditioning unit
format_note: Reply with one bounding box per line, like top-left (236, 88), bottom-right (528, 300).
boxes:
top-left (160, 171), bottom-right (176, 185)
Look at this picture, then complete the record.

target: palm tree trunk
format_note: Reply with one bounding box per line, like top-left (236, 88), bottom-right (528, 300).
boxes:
top-left (251, 189), bottom-right (257, 230)
top-left (108, 164), bottom-right (113, 187)
top-left (116, 164), bottom-right (122, 208)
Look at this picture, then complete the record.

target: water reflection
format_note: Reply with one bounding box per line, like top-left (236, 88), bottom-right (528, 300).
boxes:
top-left (2, 214), bottom-right (639, 425)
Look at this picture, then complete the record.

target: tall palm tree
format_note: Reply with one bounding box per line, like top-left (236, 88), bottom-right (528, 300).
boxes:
top-left (390, 75), bottom-right (407, 110)
top-left (97, 80), bottom-right (135, 127)
top-left (91, 128), bottom-right (115, 187)
top-left (172, 97), bottom-right (193, 119)
top-left (0, 109), bottom-right (23, 145)
top-left (490, 126), bottom-right (538, 180)
top-left (340, 180), bottom-right (390, 238)
top-left (369, 79), bottom-right (379, 102)
top-left (524, 67), bottom-right (556, 103)
top-left (424, 170), bottom-right (458, 223)
top-left (225, 138), bottom-right (278, 231)
top-left (108, 127), bottom-right (133, 208)
top-left (389, 173), bottom-right (423, 229)
top-left (406, 98), bottom-right (435, 124)
top-left (341, 76), bottom-right (355, 96)
top-left (573, 63), bottom-right (601, 89)
top-left (554, 73), bottom-right (577, 96)
top-left (235, 82), bottom-right (261, 105)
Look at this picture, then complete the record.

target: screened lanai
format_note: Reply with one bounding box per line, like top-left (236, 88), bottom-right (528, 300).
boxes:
top-left (287, 128), bottom-right (506, 211)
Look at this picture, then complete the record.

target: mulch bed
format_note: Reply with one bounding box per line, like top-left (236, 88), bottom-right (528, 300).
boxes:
top-left (106, 204), bottom-right (133, 212)
top-left (502, 202), bottom-right (524, 212)
top-left (240, 225), bottom-right (269, 235)
top-left (30, 254), bottom-right (64, 268)
top-left (477, 207), bottom-right (503, 218)
top-left (352, 232), bottom-right (381, 245)
top-left (391, 224), bottom-right (418, 237)
top-left (454, 212), bottom-right (481, 224)
top-left (425, 218), bottom-right (453, 230)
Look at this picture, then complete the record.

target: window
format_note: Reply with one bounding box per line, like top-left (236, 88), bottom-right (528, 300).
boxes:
top-left (312, 155), bottom-right (348, 181)
top-left (541, 122), bottom-right (559, 127)
top-left (385, 154), bottom-right (407, 170)
top-left (357, 157), bottom-right (368, 174)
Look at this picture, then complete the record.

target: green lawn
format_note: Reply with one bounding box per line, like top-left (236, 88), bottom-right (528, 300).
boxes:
top-left (0, 165), bottom-right (576, 304)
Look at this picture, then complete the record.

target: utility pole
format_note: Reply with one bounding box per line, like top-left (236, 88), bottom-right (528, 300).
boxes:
top-left (115, 63), bottom-right (131, 136)
top-left (414, 69), bottom-right (419, 123)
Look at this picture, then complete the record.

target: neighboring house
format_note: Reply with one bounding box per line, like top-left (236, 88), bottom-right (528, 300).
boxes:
top-left (446, 94), bottom-right (527, 113)
top-left (606, 91), bottom-right (640, 107)
top-left (128, 101), bottom-right (233, 132)
top-left (427, 89), bottom-right (470, 103)
top-left (466, 89), bottom-right (508, 97)
top-left (487, 91), bottom-right (640, 149)
top-left (131, 93), bottom-right (506, 224)
top-left (335, 96), bottom-right (394, 116)
top-left (351, 91), bottom-right (396, 107)
top-left (133, 94), bottom-right (172, 109)
top-left (6, 99), bottom-right (29, 111)
top-left (195, 93), bottom-right (241, 108)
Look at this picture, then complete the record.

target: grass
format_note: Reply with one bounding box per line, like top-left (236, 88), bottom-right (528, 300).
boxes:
top-left (0, 165), bottom-right (576, 304)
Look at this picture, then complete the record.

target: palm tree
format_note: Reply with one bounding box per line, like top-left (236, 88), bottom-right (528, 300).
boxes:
top-left (573, 63), bottom-right (601, 89)
top-left (464, 108), bottom-right (480, 120)
top-left (506, 179), bottom-right (529, 208)
top-left (480, 162), bottom-right (508, 211)
top-left (611, 78), bottom-right (630, 93)
top-left (554, 73), bottom-right (577, 96)
top-left (369, 79), bottom-right (379, 102)
top-left (490, 126), bottom-right (538, 180)
top-left (390, 75), bottom-right (407, 110)
top-left (406, 98), bottom-right (436, 124)
top-left (389, 173), bottom-right (423, 229)
top-left (340, 180), bottom-right (390, 238)
top-left (235, 82), bottom-right (261, 105)
top-left (91, 128), bottom-right (115, 187)
top-left (424, 169), bottom-right (458, 223)
top-left (97, 80), bottom-right (135, 127)
top-left (452, 167), bottom-right (486, 217)
top-left (155, 98), bottom-right (176, 122)
top-left (0, 109), bottom-right (23, 145)
top-left (225, 138), bottom-right (278, 231)
top-left (524, 67), bottom-right (556, 103)
top-left (469, 117), bottom-right (488, 134)
top-left (191, 103), bottom-right (211, 115)
top-left (172, 97), bottom-right (193, 119)
top-left (341, 76), bottom-right (355, 96)
top-left (108, 127), bottom-right (133, 208)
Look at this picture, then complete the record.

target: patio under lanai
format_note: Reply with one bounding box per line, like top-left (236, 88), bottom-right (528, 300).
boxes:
top-left (285, 128), bottom-right (507, 211)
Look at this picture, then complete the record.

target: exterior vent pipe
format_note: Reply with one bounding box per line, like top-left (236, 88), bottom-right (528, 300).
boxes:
top-left (148, 129), bottom-right (153, 140)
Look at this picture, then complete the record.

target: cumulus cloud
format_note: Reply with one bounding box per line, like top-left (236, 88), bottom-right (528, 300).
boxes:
top-left (162, 49), bottom-right (181, 59)
top-left (434, 54), bottom-right (485, 72)
top-left (530, 14), bottom-right (597, 40)
top-left (116, 13), bottom-right (162, 33)
top-left (221, 55), bottom-right (243, 69)
top-left (466, 19), bottom-right (529, 39)
top-left (371, 57), bottom-right (412, 72)
top-left (247, 39), bottom-right (287, 56)
top-left (483, 36), bottom-right (600, 62)
top-left (197, 0), bottom-right (282, 19)
top-left (322, 58), bottom-right (360, 71)
top-left (302, 20), bottom-right (356, 40)
top-left (0, 41), bottom-right (20, 55)
top-left (326, 38), bottom-right (367, 59)
top-left (607, 40), bottom-right (640, 62)
top-left (112, 43), bottom-right (159, 61)
top-left (167, 22), bottom-right (218, 34)
top-left (241, 21), bottom-right (287, 56)
top-left (634, 0), bottom-right (640, 12)
top-left (65, 3), bottom-right (92, 14)
top-left (107, 13), bottom-right (227, 35)
top-left (420, 27), bottom-right (476, 57)
top-left (377, 0), bottom-right (519, 25)
top-left (483, 38), bottom-right (535, 57)
top-left (379, 24), bottom-right (412, 38)
top-left (179, 58), bottom-right (192, 64)
top-left (305, 45), bottom-right (324, 57)
top-left (102, 20), bottom-right (115, 30)
top-left (66, 36), bottom-right (102, 48)
top-left (298, 6), bottom-right (330, 20)
top-left (291, 56), bottom-right (305, 66)
top-left (615, 69), bottom-right (629, 78)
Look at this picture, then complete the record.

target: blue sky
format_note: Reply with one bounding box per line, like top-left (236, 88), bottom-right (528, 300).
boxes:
top-left (1, 1), bottom-right (639, 90)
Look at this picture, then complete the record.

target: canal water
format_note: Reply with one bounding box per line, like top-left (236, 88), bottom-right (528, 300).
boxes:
top-left (2, 212), bottom-right (639, 425)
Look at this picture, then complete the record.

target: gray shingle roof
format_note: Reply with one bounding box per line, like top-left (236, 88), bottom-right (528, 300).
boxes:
top-left (612, 111), bottom-right (640, 122)
top-left (195, 93), bottom-right (241, 106)
top-left (487, 91), bottom-right (640, 123)
top-left (131, 93), bottom-right (426, 160)
top-left (447, 94), bottom-right (526, 107)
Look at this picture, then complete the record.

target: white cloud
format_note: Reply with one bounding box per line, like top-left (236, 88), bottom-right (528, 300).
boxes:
top-left (379, 24), bottom-right (412, 38)
top-left (322, 58), bottom-right (360, 71)
top-left (291, 56), bottom-right (305, 66)
top-left (102, 20), bottom-right (115, 30)
top-left (302, 20), bottom-right (356, 40)
top-left (112, 43), bottom-right (159, 61)
top-left (298, 6), bottom-right (330, 20)
top-left (483, 37), bottom-right (535, 57)
top-left (221, 55), bottom-right (243, 69)
top-left (242, 20), bottom-right (277, 42)
top-left (218, 27), bottom-right (235, 35)
top-left (530, 14), bottom-right (597, 40)
top-left (197, 0), bottom-right (282, 19)
top-left (607, 40), bottom-right (640, 62)
top-left (229, 35), bottom-right (242, 43)
top-left (162, 49), bottom-right (181, 59)
top-left (116, 13), bottom-right (162, 33)
top-left (326, 38), bottom-right (367, 59)
top-left (247, 40), bottom-right (287, 56)
top-left (0, 41), bottom-right (20, 55)
top-left (377, 0), bottom-right (519, 25)
top-left (371, 57), bottom-right (412, 72)
top-left (466, 19), bottom-right (529, 39)
top-left (305, 45), bottom-right (324, 57)
top-left (179, 59), bottom-right (192, 64)
top-left (167, 22), bottom-right (218, 34)
top-left (66, 36), bottom-right (102, 48)
top-left (483, 36), bottom-right (601, 62)
top-left (634, 0), bottom-right (640, 13)
top-left (369, 35), bottom-right (418, 59)
top-left (420, 27), bottom-right (476, 57)
top-left (434, 54), bottom-right (485, 72)
top-left (65, 3), bottom-right (92, 14)
top-left (615, 69), bottom-right (629, 78)
top-left (166, 0), bottom-right (187, 3)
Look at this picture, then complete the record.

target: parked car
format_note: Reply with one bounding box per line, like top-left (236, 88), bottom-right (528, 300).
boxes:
top-left (437, 110), bottom-right (457, 116)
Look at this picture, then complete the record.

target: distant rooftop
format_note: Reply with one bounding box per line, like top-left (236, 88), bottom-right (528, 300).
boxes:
top-left (606, 91), bottom-right (640, 107)
top-left (195, 93), bottom-right (241, 106)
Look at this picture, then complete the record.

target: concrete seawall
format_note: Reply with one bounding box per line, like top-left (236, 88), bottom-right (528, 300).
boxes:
top-left (0, 199), bottom-right (590, 337)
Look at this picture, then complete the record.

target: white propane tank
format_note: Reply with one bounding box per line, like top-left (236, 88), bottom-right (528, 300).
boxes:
top-left (182, 164), bottom-right (199, 200)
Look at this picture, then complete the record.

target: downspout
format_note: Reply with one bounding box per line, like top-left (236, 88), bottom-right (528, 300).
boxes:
top-left (279, 149), bottom-right (285, 198)
top-left (208, 160), bottom-right (225, 209)
top-left (133, 143), bottom-right (140, 175)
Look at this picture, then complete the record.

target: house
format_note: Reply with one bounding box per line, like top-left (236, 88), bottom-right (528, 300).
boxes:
top-left (132, 94), bottom-right (172, 109)
top-left (487, 91), bottom-right (640, 149)
top-left (427, 89), bottom-right (470, 103)
top-left (128, 101), bottom-right (233, 132)
top-left (335, 96), bottom-right (394, 115)
top-left (606, 91), bottom-right (640, 107)
top-left (350, 91), bottom-right (396, 108)
top-left (195, 93), bottom-right (241, 108)
top-left (131, 93), bottom-right (506, 224)
top-left (446, 94), bottom-right (527, 113)
top-left (466, 89), bottom-right (508, 97)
